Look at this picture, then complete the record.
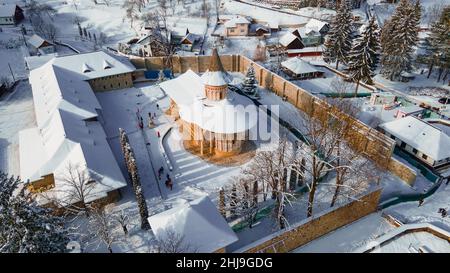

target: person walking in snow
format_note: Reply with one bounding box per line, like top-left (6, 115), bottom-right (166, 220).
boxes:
top-left (138, 117), bottom-right (144, 129)
top-left (156, 103), bottom-right (160, 110)
top-left (166, 177), bottom-right (173, 191)
top-left (418, 198), bottom-right (424, 207)
top-left (157, 131), bottom-right (160, 138)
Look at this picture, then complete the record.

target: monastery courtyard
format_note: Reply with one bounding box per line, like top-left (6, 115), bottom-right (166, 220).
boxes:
top-left (96, 80), bottom-right (281, 208)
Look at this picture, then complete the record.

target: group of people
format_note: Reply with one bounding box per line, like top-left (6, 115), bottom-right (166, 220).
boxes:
top-left (158, 166), bottom-right (173, 191)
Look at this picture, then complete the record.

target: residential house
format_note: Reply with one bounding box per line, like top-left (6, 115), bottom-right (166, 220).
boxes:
top-left (395, 105), bottom-right (424, 119)
top-left (379, 116), bottom-right (450, 168)
top-left (180, 33), bottom-right (199, 52)
top-left (170, 27), bottom-right (190, 44)
top-left (304, 18), bottom-right (330, 36)
top-left (250, 23), bottom-right (270, 37)
top-left (279, 32), bottom-right (304, 54)
top-left (286, 45), bottom-right (324, 58)
top-left (130, 32), bottom-right (167, 57)
top-left (224, 16), bottom-right (251, 37)
top-left (28, 34), bottom-right (56, 55)
top-left (281, 57), bottom-right (324, 80)
top-left (292, 28), bottom-right (322, 47)
top-left (0, 4), bottom-right (24, 25)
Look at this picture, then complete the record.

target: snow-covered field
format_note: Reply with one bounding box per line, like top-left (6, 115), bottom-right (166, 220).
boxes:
top-left (0, 81), bottom-right (36, 175)
top-left (221, 0), bottom-right (309, 27)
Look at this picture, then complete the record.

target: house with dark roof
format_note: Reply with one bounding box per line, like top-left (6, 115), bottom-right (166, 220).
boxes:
top-left (0, 4), bottom-right (23, 25)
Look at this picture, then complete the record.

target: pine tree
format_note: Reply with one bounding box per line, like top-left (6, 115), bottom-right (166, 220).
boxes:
top-left (119, 129), bottom-right (150, 230)
top-left (0, 173), bottom-right (69, 253)
top-left (323, 0), bottom-right (354, 69)
top-left (380, 0), bottom-right (421, 80)
top-left (347, 16), bottom-right (380, 95)
top-left (127, 145), bottom-right (150, 230)
top-left (83, 27), bottom-right (87, 38)
top-left (242, 64), bottom-right (258, 97)
top-left (424, 7), bottom-right (450, 82)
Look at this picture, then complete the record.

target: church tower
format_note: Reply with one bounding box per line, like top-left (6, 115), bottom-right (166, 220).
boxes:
top-left (202, 48), bottom-right (230, 101)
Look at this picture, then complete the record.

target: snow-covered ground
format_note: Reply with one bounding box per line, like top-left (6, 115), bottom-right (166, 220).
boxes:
top-left (293, 67), bottom-right (373, 95)
top-left (0, 26), bottom-right (29, 82)
top-left (0, 81), bottom-right (36, 176)
top-left (293, 212), bottom-right (395, 253)
top-left (221, 0), bottom-right (309, 27)
top-left (384, 182), bottom-right (450, 233)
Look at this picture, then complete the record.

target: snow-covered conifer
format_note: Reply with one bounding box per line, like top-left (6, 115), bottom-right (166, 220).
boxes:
top-left (347, 16), bottom-right (380, 94)
top-left (0, 173), bottom-right (69, 253)
top-left (323, 0), bottom-right (354, 69)
top-left (380, 0), bottom-right (421, 80)
top-left (242, 65), bottom-right (258, 97)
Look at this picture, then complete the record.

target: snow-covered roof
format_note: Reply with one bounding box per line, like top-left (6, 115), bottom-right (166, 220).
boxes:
top-left (279, 32), bottom-right (301, 47)
top-left (296, 28), bottom-right (320, 38)
top-left (281, 57), bottom-right (321, 75)
top-left (224, 16), bottom-right (250, 28)
top-left (380, 116), bottom-right (450, 161)
top-left (28, 34), bottom-right (53, 49)
top-left (0, 4), bottom-right (18, 17)
top-left (160, 69), bottom-right (257, 134)
top-left (19, 51), bottom-right (131, 205)
top-left (201, 48), bottom-right (231, 86)
top-left (171, 26), bottom-right (189, 37)
top-left (286, 45), bottom-right (324, 54)
top-left (25, 54), bottom-right (58, 70)
top-left (397, 105), bottom-right (423, 114)
top-left (181, 33), bottom-right (198, 44)
top-left (45, 51), bottom-right (135, 79)
top-left (305, 18), bottom-right (328, 32)
top-left (147, 196), bottom-right (238, 253)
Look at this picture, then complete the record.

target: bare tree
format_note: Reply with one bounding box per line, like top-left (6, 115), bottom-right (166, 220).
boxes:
top-left (44, 163), bottom-right (97, 217)
top-left (88, 207), bottom-right (117, 253)
top-left (241, 138), bottom-right (296, 229)
top-left (113, 209), bottom-right (130, 236)
top-left (253, 42), bottom-right (267, 62)
top-left (224, 177), bottom-right (262, 228)
top-left (123, 0), bottom-right (140, 29)
top-left (155, 229), bottom-right (197, 253)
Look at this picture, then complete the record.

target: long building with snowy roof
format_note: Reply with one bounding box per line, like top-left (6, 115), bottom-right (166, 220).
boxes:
top-left (160, 48), bottom-right (257, 155)
top-left (19, 51), bottom-right (136, 207)
top-left (379, 116), bottom-right (450, 168)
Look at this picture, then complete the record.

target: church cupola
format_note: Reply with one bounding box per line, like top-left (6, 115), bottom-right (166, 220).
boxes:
top-left (201, 48), bottom-right (231, 101)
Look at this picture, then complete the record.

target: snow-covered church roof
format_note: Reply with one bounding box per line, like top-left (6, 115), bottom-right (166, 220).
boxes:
top-left (201, 48), bottom-right (232, 86)
top-left (380, 116), bottom-right (450, 161)
top-left (147, 196), bottom-right (238, 253)
top-left (160, 69), bottom-right (257, 134)
top-left (19, 51), bottom-right (132, 205)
